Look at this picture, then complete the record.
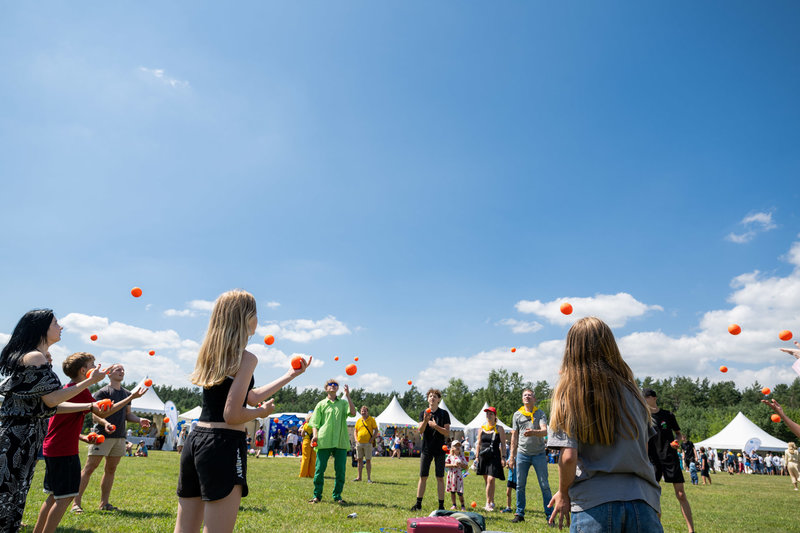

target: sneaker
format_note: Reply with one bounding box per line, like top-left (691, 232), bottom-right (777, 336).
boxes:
top-left (501, 507), bottom-right (513, 513)
top-left (450, 505), bottom-right (457, 510)
top-left (511, 515), bottom-right (525, 523)
top-left (410, 503), bottom-right (422, 511)
top-left (460, 506), bottom-right (466, 511)
top-left (484, 504), bottom-right (494, 512)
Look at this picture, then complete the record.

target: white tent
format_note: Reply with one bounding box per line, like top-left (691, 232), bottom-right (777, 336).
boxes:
top-left (464, 402), bottom-right (512, 449)
top-left (130, 385), bottom-right (166, 416)
top-left (179, 405), bottom-right (202, 420)
top-left (439, 398), bottom-right (466, 431)
top-left (696, 412), bottom-right (789, 453)
top-left (375, 396), bottom-right (419, 428)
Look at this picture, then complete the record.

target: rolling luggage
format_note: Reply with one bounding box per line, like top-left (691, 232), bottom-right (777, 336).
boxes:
top-left (407, 515), bottom-right (464, 531)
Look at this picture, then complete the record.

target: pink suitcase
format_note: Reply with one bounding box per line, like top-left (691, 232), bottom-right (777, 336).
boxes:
top-left (407, 515), bottom-right (464, 532)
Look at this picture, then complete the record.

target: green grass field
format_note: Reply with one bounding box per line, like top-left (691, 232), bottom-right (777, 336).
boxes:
top-left (21, 446), bottom-right (800, 532)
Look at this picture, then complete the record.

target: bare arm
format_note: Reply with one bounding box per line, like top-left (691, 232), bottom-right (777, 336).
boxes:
top-left (223, 351), bottom-right (274, 425)
top-left (763, 399), bottom-right (800, 440)
top-left (24, 353), bottom-right (110, 407)
top-left (246, 357), bottom-right (310, 406)
top-left (548, 447), bottom-right (577, 529)
top-left (343, 385), bottom-right (356, 416)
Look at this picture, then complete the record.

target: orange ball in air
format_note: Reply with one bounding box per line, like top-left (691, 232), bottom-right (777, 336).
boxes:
top-left (771, 414), bottom-right (781, 423)
top-left (345, 364), bottom-right (357, 376)
top-left (407, 380), bottom-right (413, 385)
top-left (90, 334), bottom-right (98, 341)
top-left (274, 418), bottom-right (280, 424)
top-left (96, 435), bottom-right (106, 444)
top-left (354, 357), bottom-right (359, 361)
top-left (719, 366), bottom-right (728, 373)
top-left (144, 378), bottom-right (153, 387)
top-left (560, 302), bottom-right (573, 315)
top-left (334, 356), bottom-right (339, 361)
top-left (762, 387), bottom-right (771, 395)
top-left (264, 335), bottom-right (275, 345)
top-left (728, 324), bottom-right (741, 335)
top-left (163, 417), bottom-right (170, 423)
top-left (149, 350), bottom-right (155, 356)
top-left (779, 330), bottom-right (793, 341)
top-left (291, 356), bottom-right (303, 370)
top-left (131, 287), bottom-right (143, 298)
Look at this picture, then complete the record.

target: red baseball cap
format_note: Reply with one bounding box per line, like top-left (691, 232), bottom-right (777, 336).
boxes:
top-left (483, 407), bottom-right (497, 414)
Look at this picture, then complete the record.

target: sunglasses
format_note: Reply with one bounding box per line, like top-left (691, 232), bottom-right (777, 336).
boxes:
top-left (327, 382), bottom-right (339, 387)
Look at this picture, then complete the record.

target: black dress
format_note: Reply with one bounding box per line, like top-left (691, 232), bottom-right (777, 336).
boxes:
top-left (476, 429), bottom-right (505, 480)
top-left (0, 364), bottom-right (61, 532)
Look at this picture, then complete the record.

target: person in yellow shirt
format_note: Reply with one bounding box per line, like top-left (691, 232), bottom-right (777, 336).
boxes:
top-left (354, 405), bottom-right (378, 483)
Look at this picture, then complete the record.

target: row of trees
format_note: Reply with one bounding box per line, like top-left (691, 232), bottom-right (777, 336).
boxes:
top-left (137, 372), bottom-right (800, 444)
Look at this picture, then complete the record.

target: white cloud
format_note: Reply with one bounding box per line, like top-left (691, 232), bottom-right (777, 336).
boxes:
top-left (139, 66), bottom-right (190, 89)
top-left (515, 293), bottom-right (663, 328)
top-left (256, 316), bottom-right (351, 343)
top-left (726, 211), bottom-right (777, 244)
top-left (266, 301), bottom-right (281, 309)
top-left (0, 333), bottom-right (10, 347)
top-left (419, 239), bottom-right (800, 392)
top-left (325, 371), bottom-right (394, 393)
top-left (163, 299), bottom-right (215, 318)
top-left (246, 343), bottom-right (323, 370)
top-left (497, 318), bottom-right (543, 334)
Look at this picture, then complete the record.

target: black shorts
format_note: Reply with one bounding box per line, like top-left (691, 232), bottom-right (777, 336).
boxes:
top-left (177, 427), bottom-right (248, 501)
top-left (653, 457), bottom-right (685, 484)
top-left (419, 451), bottom-right (446, 478)
top-left (43, 455), bottom-right (81, 499)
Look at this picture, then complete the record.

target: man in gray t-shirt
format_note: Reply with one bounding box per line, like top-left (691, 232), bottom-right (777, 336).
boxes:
top-left (508, 388), bottom-right (552, 524)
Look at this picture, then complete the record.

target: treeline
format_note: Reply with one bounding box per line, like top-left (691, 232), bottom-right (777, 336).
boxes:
top-left (130, 372), bottom-right (800, 444)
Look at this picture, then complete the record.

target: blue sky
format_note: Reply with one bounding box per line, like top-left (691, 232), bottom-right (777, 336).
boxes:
top-left (1, 2), bottom-right (799, 397)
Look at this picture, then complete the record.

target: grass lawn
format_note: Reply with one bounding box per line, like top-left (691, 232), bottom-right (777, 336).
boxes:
top-left (21, 446), bottom-right (800, 532)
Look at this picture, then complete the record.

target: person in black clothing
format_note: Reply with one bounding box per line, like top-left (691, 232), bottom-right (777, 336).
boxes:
top-left (643, 389), bottom-right (695, 533)
top-left (410, 388), bottom-right (451, 512)
top-left (681, 438), bottom-right (696, 471)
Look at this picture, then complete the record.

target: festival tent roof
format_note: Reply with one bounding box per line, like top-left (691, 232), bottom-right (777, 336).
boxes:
top-left (696, 412), bottom-right (789, 453)
top-left (178, 406), bottom-right (202, 420)
top-left (439, 398), bottom-right (466, 431)
top-left (464, 402), bottom-right (512, 431)
top-left (375, 396), bottom-right (419, 428)
top-left (131, 385), bottom-right (166, 416)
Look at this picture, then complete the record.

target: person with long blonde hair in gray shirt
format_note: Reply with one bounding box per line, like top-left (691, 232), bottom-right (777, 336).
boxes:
top-left (547, 317), bottom-right (663, 532)
top-left (174, 290), bottom-right (309, 533)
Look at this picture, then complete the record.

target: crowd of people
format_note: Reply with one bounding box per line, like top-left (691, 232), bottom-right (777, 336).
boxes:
top-left (1, 297), bottom-right (798, 533)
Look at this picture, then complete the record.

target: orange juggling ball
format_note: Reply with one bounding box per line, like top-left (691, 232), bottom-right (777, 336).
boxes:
top-left (470, 502), bottom-right (477, 508)
top-left (144, 379), bottom-right (153, 387)
top-left (560, 302), bottom-right (573, 315)
top-left (345, 364), bottom-right (357, 376)
top-left (407, 380), bottom-right (413, 385)
top-left (354, 357), bottom-right (359, 361)
top-left (779, 330), bottom-right (793, 341)
top-left (771, 414), bottom-right (781, 423)
top-left (131, 287), bottom-right (143, 298)
top-left (728, 324), bottom-right (741, 335)
top-left (264, 335), bottom-right (275, 345)
top-left (108, 425), bottom-right (116, 432)
top-left (149, 350), bottom-right (155, 356)
top-left (334, 356), bottom-right (339, 361)
top-left (719, 366), bottom-right (728, 373)
top-left (511, 348), bottom-right (516, 353)
top-left (96, 435), bottom-right (105, 444)
top-left (90, 334), bottom-right (98, 341)
top-left (291, 356), bottom-right (303, 370)
top-left (163, 417), bottom-right (170, 423)
top-left (762, 387), bottom-right (771, 395)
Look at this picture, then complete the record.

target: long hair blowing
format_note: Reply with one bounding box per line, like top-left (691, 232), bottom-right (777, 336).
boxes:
top-left (190, 290), bottom-right (257, 388)
top-left (549, 316), bottom-right (650, 446)
top-left (0, 309), bottom-right (55, 375)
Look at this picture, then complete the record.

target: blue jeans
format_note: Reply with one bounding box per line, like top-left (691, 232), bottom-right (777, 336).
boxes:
top-left (570, 500), bottom-right (663, 533)
top-left (515, 451), bottom-right (552, 518)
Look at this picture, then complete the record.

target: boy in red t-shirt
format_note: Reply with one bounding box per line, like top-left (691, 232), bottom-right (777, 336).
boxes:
top-left (32, 353), bottom-right (144, 533)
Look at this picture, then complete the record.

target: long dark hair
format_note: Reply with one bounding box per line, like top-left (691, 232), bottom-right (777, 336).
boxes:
top-left (0, 309), bottom-right (55, 375)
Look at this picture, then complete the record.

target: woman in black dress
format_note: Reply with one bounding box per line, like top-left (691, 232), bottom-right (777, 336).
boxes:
top-left (0, 309), bottom-right (108, 532)
top-left (475, 406), bottom-right (507, 512)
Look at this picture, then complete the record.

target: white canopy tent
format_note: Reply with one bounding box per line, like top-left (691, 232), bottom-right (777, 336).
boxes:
top-left (439, 398), bottom-right (466, 431)
top-left (179, 405), bottom-right (202, 420)
top-left (375, 396), bottom-right (419, 429)
top-left (130, 385), bottom-right (166, 416)
top-left (696, 412), bottom-right (789, 453)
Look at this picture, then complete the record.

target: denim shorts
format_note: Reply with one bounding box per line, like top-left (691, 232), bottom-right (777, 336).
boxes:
top-left (571, 500), bottom-right (662, 533)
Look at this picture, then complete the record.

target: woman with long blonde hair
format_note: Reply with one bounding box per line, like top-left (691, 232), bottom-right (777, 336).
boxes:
top-left (174, 290), bottom-right (309, 533)
top-left (547, 317), bottom-right (662, 532)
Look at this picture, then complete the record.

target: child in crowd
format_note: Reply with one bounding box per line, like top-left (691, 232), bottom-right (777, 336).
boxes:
top-left (689, 461), bottom-right (698, 485)
top-left (135, 442), bottom-right (148, 457)
top-left (445, 440), bottom-right (468, 511)
top-left (503, 460), bottom-right (517, 513)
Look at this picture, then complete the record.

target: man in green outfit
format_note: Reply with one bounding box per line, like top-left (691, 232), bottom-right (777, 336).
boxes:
top-left (308, 378), bottom-right (356, 504)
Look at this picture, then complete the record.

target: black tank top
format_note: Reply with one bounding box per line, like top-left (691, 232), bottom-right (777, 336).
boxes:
top-left (199, 375), bottom-right (255, 422)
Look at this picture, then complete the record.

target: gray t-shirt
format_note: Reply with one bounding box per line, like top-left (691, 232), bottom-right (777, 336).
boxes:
top-left (512, 408), bottom-right (548, 456)
top-left (92, 385), bottom-right (131, 439)
top-left (547, 387), bottom-right (661, 514)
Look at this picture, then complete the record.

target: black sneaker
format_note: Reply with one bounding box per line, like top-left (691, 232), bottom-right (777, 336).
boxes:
top-left (410, 503), bottom-right (422, 511)
top-left (511, 515), bottom-right (524, 523)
